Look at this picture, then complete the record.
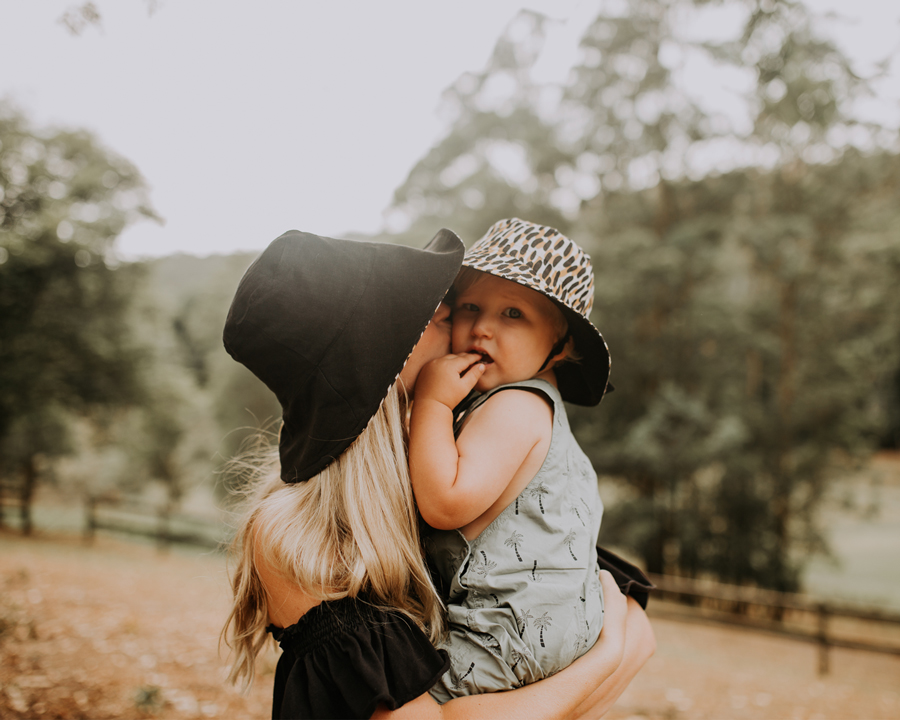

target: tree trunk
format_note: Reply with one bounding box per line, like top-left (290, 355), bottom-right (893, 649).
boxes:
top-left (21, 455), bottom-right (38, 536)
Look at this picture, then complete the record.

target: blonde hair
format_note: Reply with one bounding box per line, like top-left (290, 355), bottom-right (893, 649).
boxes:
top-left (221, 383), bottom-right (444, 688)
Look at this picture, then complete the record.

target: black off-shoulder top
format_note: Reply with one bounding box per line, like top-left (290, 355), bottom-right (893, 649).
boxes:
top-left (266, 596), bottom-right (450, 719)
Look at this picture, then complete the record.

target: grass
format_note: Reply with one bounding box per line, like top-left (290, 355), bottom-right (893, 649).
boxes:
top-left (802, 453), bottom-right (900, 610)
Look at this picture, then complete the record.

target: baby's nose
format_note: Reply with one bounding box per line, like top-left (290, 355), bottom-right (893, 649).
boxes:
top-left (471, 315), bottom-right (493, 337)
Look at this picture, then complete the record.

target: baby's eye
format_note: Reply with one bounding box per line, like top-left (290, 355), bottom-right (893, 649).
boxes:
top-left (503, 308), bottom-right (523, 319)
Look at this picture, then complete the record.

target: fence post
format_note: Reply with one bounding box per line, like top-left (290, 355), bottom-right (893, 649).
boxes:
top-left (157, 504), bottom-right (171, 552)
top-left (84, 496), bottom-right (96, 544)
top-left (816, 603), bottom-right (830, 675)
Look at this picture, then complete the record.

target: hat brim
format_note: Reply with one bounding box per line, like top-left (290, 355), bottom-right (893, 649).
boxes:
top-left (555, 303), bottom-right (611, 406)
top-left (282, 228), bottom-right (465, 482)
top-left (224, 228), bottom-right (464, 483)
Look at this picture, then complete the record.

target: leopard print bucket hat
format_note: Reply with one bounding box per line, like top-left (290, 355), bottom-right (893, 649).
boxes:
top-left (462, 217), bottom-right (611, 406)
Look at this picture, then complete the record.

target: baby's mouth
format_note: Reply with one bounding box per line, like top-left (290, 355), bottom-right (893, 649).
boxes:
top-left (473, 351), bottom-right (494, 365)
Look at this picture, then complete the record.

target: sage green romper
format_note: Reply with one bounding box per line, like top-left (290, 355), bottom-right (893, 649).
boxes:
top-left (426, 379), bottom-right (604, 702)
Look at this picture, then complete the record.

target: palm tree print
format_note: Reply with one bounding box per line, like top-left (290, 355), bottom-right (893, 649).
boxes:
top-left (451, 661), bottom-right (475, 691)
top-left (475, 558), bottom-right (497, 578)
top-left (529, 482), bottom-right (550, 514)
top-left (533, 612), bottom-right (552, 648)
top-left (573, 628), bottom-right (586, 657)
top-left (570, 505), bottom-right (585, 526)
top-left (531, 560), bottom-right (543, 582)
top-left (563, 530), bottom-right (578, 561)
top-left (515, 608), bottom-right (533, 635)
top-left (504, 531), bottom-right (524, 562)
top-left (510, 649), bottom-right (526, 672)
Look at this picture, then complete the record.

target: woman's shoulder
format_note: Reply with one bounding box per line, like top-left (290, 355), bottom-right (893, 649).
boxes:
top-left (256, 548), bottom-right (323, 628)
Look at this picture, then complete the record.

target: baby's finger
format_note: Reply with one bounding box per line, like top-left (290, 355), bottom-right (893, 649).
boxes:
top-left (459, 361), bottom-right (486, 388)
top-left (439, 352), bottom-right (483, 373)
top-left (451, 351), bottom-right (484, 363)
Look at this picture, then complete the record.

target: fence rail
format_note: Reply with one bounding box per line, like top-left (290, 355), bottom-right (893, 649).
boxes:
top-left (83, 495), bottom-right (227, 551)
top-left (647, 572), bottom-right (900, 674)
top-left (10, 493), bottom-right (900, 676)
top-left (0, 480), bottom-right (30, 532)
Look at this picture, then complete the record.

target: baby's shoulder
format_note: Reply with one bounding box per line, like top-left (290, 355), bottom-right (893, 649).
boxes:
top-left (465, 385), bottom-right (554, 436)
top-left (484, 384), bottom-right (554, 411)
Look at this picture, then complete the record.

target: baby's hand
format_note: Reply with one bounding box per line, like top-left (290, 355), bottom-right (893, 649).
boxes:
top-left (415, 353), bottom-right (486, 410)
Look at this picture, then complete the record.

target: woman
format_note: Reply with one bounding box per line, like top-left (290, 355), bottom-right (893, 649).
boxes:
top-left (221, 228), bottom-right (655, 719)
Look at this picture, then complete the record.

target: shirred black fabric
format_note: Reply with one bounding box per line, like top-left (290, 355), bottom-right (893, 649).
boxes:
top-left (267, 596), bottom-right (450, 719)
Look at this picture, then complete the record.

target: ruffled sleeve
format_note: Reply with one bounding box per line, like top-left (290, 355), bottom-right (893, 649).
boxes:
top-left (268, 596), bottom-right (450, 719)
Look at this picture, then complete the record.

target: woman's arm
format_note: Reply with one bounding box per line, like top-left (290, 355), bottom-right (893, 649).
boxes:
top-left (568, 597), bottom-right (656, 719)
top-left (372, 569), bottom-right (643, 720)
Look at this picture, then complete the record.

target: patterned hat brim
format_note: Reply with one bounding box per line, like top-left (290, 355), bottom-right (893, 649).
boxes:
top-left (462, 253), bottom-right (611, 406)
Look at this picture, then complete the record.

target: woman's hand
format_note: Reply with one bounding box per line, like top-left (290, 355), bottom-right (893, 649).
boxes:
top-left (569, 590), bottom-right (656, 719)
top-left (589, 568), bottom-right (629, 669)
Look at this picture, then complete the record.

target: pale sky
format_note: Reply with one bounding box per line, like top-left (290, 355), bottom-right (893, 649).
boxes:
top-left (2, 1), bottom-right (898, 259)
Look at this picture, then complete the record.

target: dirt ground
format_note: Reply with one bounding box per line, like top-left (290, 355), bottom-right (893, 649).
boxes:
top-left (1, 531), bottom-right (898, 720)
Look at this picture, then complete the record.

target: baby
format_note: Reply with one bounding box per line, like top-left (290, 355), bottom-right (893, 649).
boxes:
top-left (408, 218), bottom-right (612, 700)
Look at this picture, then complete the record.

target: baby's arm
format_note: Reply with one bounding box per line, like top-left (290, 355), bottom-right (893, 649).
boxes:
top-left (409, 354), bottom-right (552, 530)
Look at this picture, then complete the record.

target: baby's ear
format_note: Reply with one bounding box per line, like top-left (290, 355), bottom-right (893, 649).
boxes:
top-left (554, 336), bottom-right (582, 368)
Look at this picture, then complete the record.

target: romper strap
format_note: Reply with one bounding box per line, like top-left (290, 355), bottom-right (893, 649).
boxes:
top-left (453, 379), bottom-right (561, 437)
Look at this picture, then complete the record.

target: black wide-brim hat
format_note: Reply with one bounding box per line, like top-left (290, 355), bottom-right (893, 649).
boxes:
top-left (223, 228), bottom-right (464, 483)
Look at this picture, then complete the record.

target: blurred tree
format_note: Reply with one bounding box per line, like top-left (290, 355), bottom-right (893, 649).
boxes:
top-left (390, 0), bottom-right (882, 242)
top-left (58, 1), bottom-right (160, 36)
top-left (141, 252), bottom-right (281, 497)
top-left (582, 156), bottom-right (900, 587)
top-left (386, 0), bottom-right (900, 588)
top-left (0, 103), bottom-right (158, 531)
top-left (387, 10), bottom-right (573, 246)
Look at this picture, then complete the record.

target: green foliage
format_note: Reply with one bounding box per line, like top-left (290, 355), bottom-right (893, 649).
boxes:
top-left (138, 252), bottom-right (281, 497)
top-left (386, 0), bottom-right (900, 589)
top-left (0, 104), bottom-right (157, 488)
top-left (580, 156), bottom-right (900, 588)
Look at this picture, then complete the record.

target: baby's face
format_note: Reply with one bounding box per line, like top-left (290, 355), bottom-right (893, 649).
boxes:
top-left (452, 273), bottom-right (564, 393)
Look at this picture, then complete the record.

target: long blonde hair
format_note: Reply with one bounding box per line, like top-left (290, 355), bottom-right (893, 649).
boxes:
top-left (221, 383), bottom-right (444, 688)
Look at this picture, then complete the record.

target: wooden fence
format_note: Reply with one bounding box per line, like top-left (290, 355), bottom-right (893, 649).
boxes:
top-left (9, 494), bottom-right (900, 676)
top-left (0, 479), bottom-right (31, 534)
top-left (647, 572), bottom-right (900, 674)
top-left (83, 495), bottom-right (227, 551)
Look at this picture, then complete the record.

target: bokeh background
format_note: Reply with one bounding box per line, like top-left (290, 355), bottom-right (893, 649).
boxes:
top-left (2, 1), bottom-right (899, 718)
